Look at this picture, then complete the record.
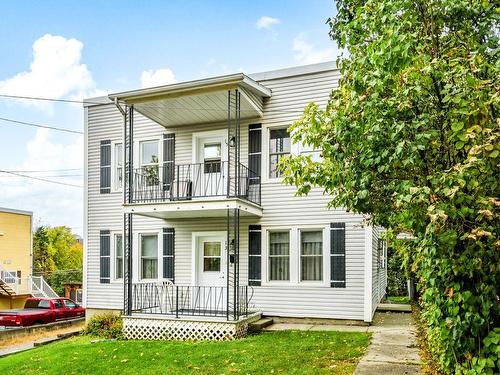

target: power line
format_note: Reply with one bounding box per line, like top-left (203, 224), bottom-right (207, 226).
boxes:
top-left (0, 93), bottom-right (309, 115)
top-left (0, 94), bottom-right (105, 106)
top-left (0, 116), bottom-right (83, 134)
top-left (1, 168), bottom-right (82, 173)
top-left (0, 174), bottom-right (83, 178)
top-left (0, 170), bottom-right (83, 188)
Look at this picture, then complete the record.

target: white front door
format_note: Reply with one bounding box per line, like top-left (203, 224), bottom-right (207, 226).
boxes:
top-left (196, 235), bottom-right (226, 287)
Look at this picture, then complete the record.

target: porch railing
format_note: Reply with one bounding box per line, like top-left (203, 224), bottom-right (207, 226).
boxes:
top-left (130, 161), bottom-right (261, 205)
top-left (131, 282), bottom-right (254, 320)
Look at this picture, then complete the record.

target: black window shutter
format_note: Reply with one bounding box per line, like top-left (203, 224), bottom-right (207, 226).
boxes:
top-left (330, 223), bottom-right (346, 288)
top-left (248, 225), bottom-right (262, 286)
top-left (248, 124), bottom-right (261, 185)
top-left (100, 140), bottom-right (111, 193)
top-left (163, 228), bottom-right (175, 281)
top-left (162, 133), bottom-right (175, 191)
top-left (99, 230), bottom-right (111, 283)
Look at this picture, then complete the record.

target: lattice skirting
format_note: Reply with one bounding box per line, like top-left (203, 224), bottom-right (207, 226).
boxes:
top-left (123, 316), bottom-right (249, 341)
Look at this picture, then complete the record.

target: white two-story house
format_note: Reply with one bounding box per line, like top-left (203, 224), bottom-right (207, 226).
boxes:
top-left (83, 62), bottom-right (387, 340)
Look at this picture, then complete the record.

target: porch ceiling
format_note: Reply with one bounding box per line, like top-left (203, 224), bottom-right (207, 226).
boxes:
top-left (108, 73), bottom-right (271, 127)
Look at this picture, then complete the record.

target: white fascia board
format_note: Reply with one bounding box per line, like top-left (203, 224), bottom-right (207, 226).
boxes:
top-left (108, 74), bottom-right (271, 103)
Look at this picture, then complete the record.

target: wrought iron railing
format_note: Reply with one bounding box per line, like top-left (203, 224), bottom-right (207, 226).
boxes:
top-left (131, 282), bottom-right (253, 320)
top-left (130, 161), bottom-right (261, 205)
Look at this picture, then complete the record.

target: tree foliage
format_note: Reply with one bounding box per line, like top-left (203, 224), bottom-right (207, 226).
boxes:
top-left (33, 226), bottom-right (83, 273)
top-left (280, 1), bottom-right (499, 373)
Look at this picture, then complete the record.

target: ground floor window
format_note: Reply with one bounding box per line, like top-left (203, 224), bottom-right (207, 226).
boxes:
top-left (266, 227), bottom-right (327, 285)
top-left (300, 230), bottom-right (323, 281)
top-left (141, 234), bottom-right (158, 279)
top-left (269, 231), bottom-right (290, 281)
top-left (115, 234), bottom-right (123, 279)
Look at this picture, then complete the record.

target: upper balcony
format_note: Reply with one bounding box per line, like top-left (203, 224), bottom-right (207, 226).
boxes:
top-left (110, 74), bottom-right (270, 219)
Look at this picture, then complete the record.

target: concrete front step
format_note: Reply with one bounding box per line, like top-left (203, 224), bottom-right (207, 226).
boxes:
top-left (248, 317), bottom-right (274, 332)
top-left (377, 303), bottom-right (412, 313)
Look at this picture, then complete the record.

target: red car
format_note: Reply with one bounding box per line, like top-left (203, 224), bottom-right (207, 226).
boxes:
top-left (0, 297), bottom-right (85, 327)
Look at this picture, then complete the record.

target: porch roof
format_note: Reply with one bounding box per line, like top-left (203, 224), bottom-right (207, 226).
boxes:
top-left (108, 73), bottom-right (272, 127)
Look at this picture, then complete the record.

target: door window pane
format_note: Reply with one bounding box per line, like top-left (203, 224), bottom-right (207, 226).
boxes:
top-left (141, 234), bottom-right (158, 279)
top-left (269, 129), bottom-right (290, 178)
top-left (204, 143), bottom-right (222, 173)
top-left (140, 141), bottom-right (159, 186)
top-left (269, 231), bottom-right (290, 281)
top-left (141, 141), bottom-right (159, 165)
top-left (203, 242), bottom-right (221, 272)
top-left (300, 231), bottom-right (323, 281)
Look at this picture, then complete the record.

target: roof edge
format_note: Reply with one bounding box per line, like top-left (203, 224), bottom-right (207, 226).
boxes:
top-left (249, 61), bottom-right (338, 82)
top-left (0, 207), bottom-right (33, 216)
top-left (108, 73), bottom-right (271, 103)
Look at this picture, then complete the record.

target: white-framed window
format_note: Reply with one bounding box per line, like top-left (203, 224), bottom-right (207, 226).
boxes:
top-left (203, 241), bottom-right (222, 272)
top-left (203, 142), bottom-right (222, 173)
top-left (268, 231), bottom-right (290, 281)
top-left (114, 143), bottom-right (123, 190)
top-left (263, 226), bottom-right (328, 286)
top-left (300, 230), bottom-right (323, 281)
top-left (140, 233), bottom-right (158, 279)
top-left (140, 140), bottom-right (159, 186)
top-left (114, 234), bottom-right (123, 280)
top-left (378, 239), bottom-right (387, 269)
top-left (299, 143), bottom-right (322, 162)
top-left (268, 128), bottom-right (290, 179)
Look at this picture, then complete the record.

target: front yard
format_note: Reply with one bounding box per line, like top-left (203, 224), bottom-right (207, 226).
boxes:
top-left (0, 330), bottom-right (370, 374)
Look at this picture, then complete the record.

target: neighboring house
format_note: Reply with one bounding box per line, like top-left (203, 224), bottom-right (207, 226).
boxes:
top-left (0, 207), bottom-right (58, 309)
top-left (83, 62), bottom-right (387, 340)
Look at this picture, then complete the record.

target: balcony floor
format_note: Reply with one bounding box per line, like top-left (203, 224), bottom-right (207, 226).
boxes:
top-left (123, 197), bottom-right (262, 219)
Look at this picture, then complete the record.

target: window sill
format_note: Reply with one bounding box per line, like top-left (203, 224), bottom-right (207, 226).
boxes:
top-left (259, 283), bottom-right (332, 288)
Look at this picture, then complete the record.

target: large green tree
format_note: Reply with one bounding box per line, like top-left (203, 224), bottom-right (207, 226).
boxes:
top-left (280, 1), bottom-right (499, 373)
top-left (33, 226), bottom-right (82, 273)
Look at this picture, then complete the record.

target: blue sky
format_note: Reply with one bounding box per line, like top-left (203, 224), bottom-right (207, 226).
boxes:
top-left (0, 0), bottom-right (338, 235)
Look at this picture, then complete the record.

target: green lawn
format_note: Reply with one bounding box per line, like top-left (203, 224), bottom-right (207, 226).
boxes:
top-left (386, 296), bottom-right (410, 304)
top-left (0, 331), bottom-right (370, 375)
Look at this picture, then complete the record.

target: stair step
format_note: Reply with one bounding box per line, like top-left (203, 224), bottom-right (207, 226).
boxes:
top-left (249, 318), bottom-right (274, 332)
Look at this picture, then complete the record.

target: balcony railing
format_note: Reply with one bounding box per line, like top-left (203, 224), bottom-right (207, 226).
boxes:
top-left (131, 283), bottom-right (253, 320)
top-left (130, 161), bottom-right (261, 205)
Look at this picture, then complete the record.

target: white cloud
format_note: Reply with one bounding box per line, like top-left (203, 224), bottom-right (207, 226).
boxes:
top-left (292, 34), bottom-right (336, 64)
top-left (0, 128), bottom-right (83, 233)
top-left (140, 68), bottom-right (177, 88)
top-left (256, 16), bottom-right (281, 30)
top-left (0, 34), bottom-right (97, 113)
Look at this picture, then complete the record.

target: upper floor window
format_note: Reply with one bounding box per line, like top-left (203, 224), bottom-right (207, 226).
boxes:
top-left (114, 143), bottom-right (123, 189)
top-left (140, 140), bottom-right (159, 185)
top-left (300, 143), bottom-right (322, 163)
top-left (269, 231), bottom-right (290, 281)
top-left (269, 128), bottom-right (290, 178)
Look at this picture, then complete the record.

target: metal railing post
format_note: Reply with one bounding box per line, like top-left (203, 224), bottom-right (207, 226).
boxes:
top-left (175, 285), bottom-right (179, 318)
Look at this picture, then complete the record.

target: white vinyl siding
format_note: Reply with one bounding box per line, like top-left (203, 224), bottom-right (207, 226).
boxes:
top-left (84, 65), bottom-right (381, 321)
top-left (372, 226), bottom-right (387, 315)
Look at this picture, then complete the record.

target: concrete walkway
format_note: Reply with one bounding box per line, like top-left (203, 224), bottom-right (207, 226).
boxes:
top-left (355, 312), bottom-right (421, 375)
top-left (264, 312), bottom-right (422, 374)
